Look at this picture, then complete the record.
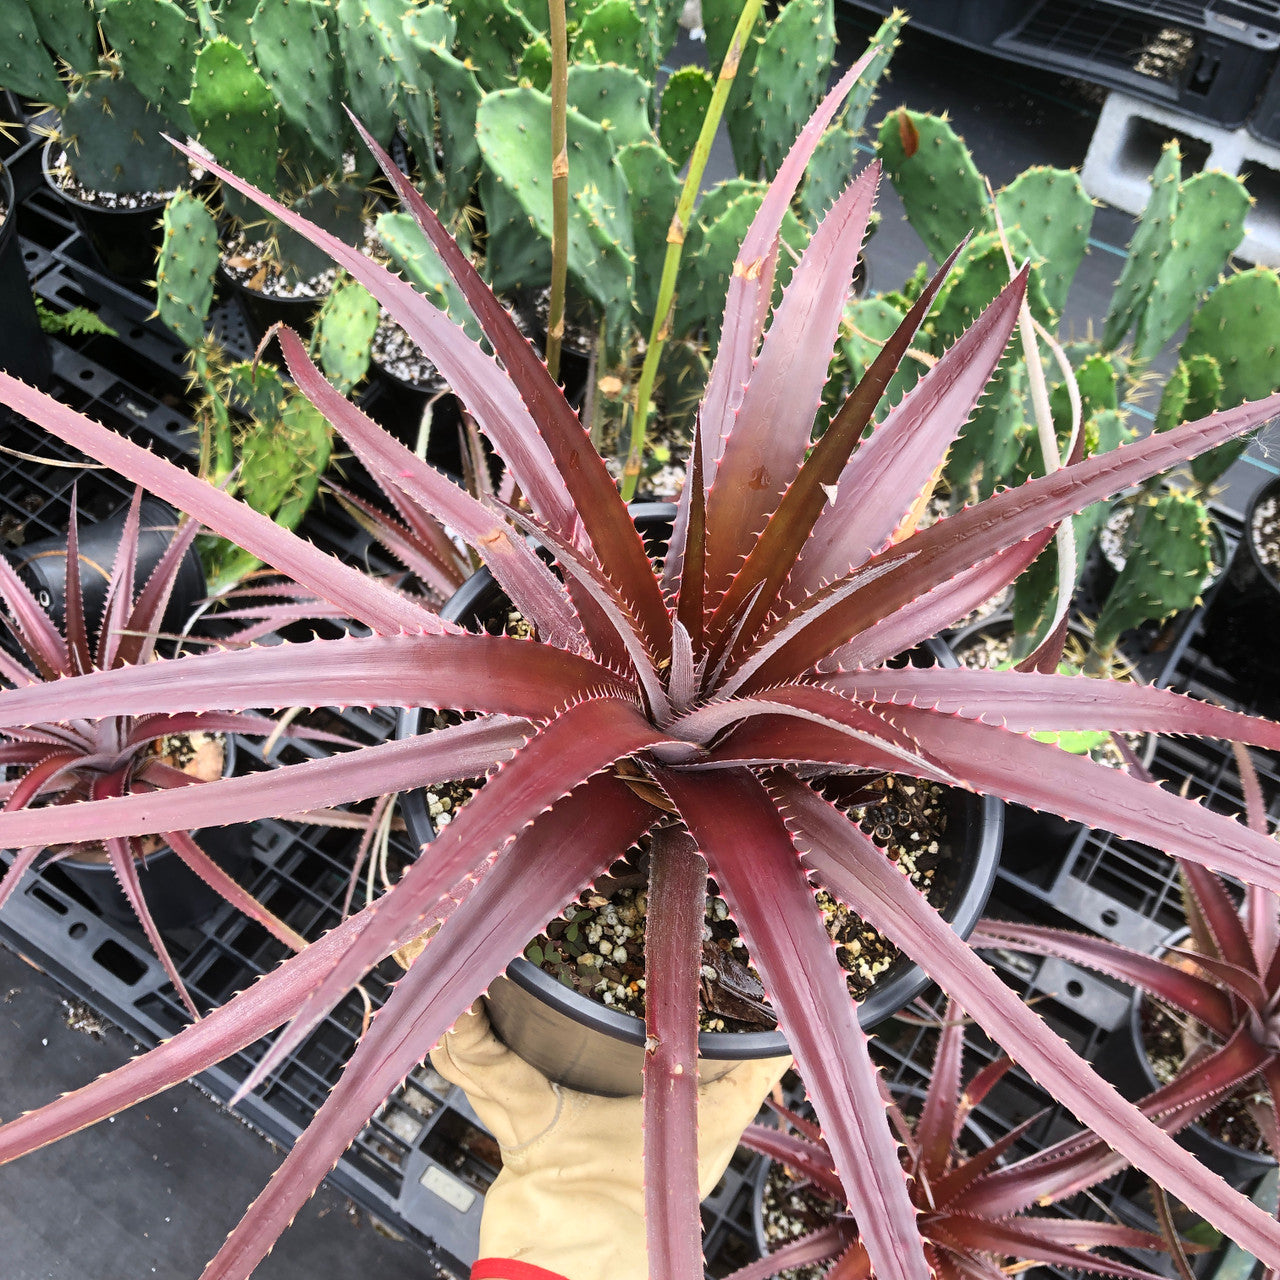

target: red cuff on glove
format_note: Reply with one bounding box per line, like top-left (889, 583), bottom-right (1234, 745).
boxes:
top-left (471, 1260), bottom-right (569, 1280)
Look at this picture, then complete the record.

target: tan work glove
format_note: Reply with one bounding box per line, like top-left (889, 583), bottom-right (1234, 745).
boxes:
top-left (430, 1004), bottom-right (791, 1280)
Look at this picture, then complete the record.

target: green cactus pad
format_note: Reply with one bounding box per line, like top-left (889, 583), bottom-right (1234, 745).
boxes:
top-left (0, 0), bottom-right (69, 105)
top-left (448, 0), bottom-right (538, 92)
top-left (31, 0), bottom-right (98, 77)
top-left (1133, 168), bottom-right (1251, 364)
top-left (274, 178), bottom-right (365, 283)
top-left (842, 11), bottom-right (903, 144)
top-left (658, 65), bottom-right (713, 170)
top-left (400, 13), bottom-right (482, 222)
top-left (61, 76), bottom-right (188, 193)
top-left (477, 87), bottom-right (634, 345)
top-left (617, 139), bottom-right (679, 323)
top-left (1101, 141), bottom-right (1181, 354)
top-left (100, 0), bottom-right (197, 136)
top-left (519, 35), bottom-right (552, 91)
top-left (315, 276), bottom-right (379, 394)
top-left (654, 336), bottom-right (710, 440)
top-left (740, 0), bottom-right (835, 181)
top-left (878, 108), bottom-right (993, 264)
top-left (156, 190), bottom-right (219, 347)
top-left (930, 227), bottom-right (1052, 346)
top-left (1156, 352), bottom-right (1222, 434)
top-left (214, 0), bottom-right (259, 53)
top-left (189, 37), bottom-right (279, 196)
top-left (334, 0), bottom-right (398, 150)
top-left (573, 0), bottom-right (654, 78)
top-left (1093, 488), bottom-right (1213, 657)
top-left (1048, 350), bottom-right (1118, 442)
top-left (250, 0), bottom-right (344, 186)
top-left (995, 167), bottom-right (1093, 318)
top-left (948, 360), bottom-right (1027, 501)
top-left (799, 125), bottom-right (860, 231)
top-left (376, 210), bottom-right (482, 342)
top-left (567, 63), bottom-right (654, 150)
top-left (1181, 267), bottom-right (1280, 486)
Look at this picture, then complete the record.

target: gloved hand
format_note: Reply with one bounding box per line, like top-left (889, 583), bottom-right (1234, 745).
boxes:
top-left (430, 1003), bottom-right (791, 1280)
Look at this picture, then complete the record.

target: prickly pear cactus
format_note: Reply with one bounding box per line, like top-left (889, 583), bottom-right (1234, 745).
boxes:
top-left (842, 11), bottom-right (903, 143)
top-left (477, 86), bottom-right (634, 350)
top-left (877, 108), bottom-right (993, 264)
top-left (995, 167), bottom-right (1093, 318)
top-left (156, 190), bottom-right (219, 347)
top-left (1093, 488), bottom-right (1214, 659)
top-left (334, 0), bottom-right (398, 151)
top-left (948, 360), bottom-right (1027, 503)
top-left (188, 38), bottom-right (279, 197)
top-left (60, 76), bottom-right (188, 193)
top-left (658, 66), bottom-right (713, 170)
top-left (1101, 141), bottom-right (1181, 354)
top-left (1181, 266), bottom-right (1280, 487)
top-left (800, 126), bottom-right (859, 231)
top-left (249, 0), bottom-right (344, 187)
top-left (100, 0), bottom-right (197, 137)
top-left (574, 0), bottom-right (655, 78)
top-left (617, 139), bottom-right (679, 322)
top-left (568, 63), bottom-right (654, 150)
top-left (730, 0), bottom-right (834, 181)
top-left (274, 179), bottom-right (366, 283)
top-left (519, 36), bottom-right (552, 91)
top-left (0, 0), bottom-right (68, 104)
top-left (1155, 352), bottom-right (1222, 434)
top-left (29, 0), bottom-right (98, 77)
top-left (315, 276), bottom-right (378, 395)
top-left (445, 0), bottom-right (538, 92)
top-left (929, 227), bottom-right (1052, 346)
top-left (1132, 168), bottom-right (1250, 364)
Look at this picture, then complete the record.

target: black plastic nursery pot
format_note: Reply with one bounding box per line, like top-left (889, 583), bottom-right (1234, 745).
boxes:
top-left (1199, 474), bottom-right (1280, 714)
top-left (0, 160), bottom-right (52, 387)
top-left (218, 261), bottom-right (327, 355)
top-left (398, 504), bottom-right (1004, 1097)
top-left (4, 496), bottom-right (206, 645)
top-left (54, 732), bottom-right (253, 933)
top-left (361, 359), bottom-right (468, 477)
top-left (1093, 928), bottom-right (1277, 1192)
top-left (41, 140), bottom-right (171, 285)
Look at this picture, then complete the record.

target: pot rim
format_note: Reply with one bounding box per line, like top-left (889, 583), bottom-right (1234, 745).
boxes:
top-left (398, 504), bottom-right (1003, 1056)
top-left (40, 137), bottom-right (179, 213)
top-left (1244, 474), bottom-right (1280, 592)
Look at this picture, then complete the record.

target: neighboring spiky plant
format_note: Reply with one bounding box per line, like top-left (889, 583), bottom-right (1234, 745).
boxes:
top-left (735, 1003), bottom-right (1197, 1280)
top-left (4, 53), bottom-right (1280, 1280)
top-left (977, 742), bottom-right (1280, 1175)
top-left (0, 489), bottom-right (314, 1015)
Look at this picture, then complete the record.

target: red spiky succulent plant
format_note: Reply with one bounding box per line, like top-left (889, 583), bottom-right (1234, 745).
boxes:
top-left (977, 742), bottom-right (1280, 1172)
top-left (0, 490), bottom-right (315, 1013)
top-left (4, 43), bottom-right (1280, 1280)
top-left (736, 1001), bottom-right (1190, 1280)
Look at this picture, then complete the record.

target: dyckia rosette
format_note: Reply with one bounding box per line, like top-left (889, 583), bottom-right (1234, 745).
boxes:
top-left (735, 1002), bottom-right (1188, 1280)
top-left (4, 39), bottom-right (1280, 1280)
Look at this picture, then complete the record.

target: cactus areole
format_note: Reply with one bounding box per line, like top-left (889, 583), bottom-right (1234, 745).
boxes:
top-left (6, 45), bottom-right (1280, 1280)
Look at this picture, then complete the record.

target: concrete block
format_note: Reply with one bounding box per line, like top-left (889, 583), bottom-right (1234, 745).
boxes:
top-left (1082, 88), bottom-right (1280, 267)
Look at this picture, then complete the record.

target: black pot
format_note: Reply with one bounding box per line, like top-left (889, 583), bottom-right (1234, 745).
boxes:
top-left (54, 734), bottom-right (252, 933)
top-left (398, 504), bottom-right (1004, 1095)
top-left (217, 261), bottom-right (326, 358)
top-left (1092, 927), bottom-right (1276, 1192)
top-left (4, 497), bottom-right (206, 649)
top-left (0, 160), bottom-right (51, 388)
top-left (41, 140), bottom-right (170, 285)
top-left (361, 358), bottom-right (468, 476)
top-left (1200, 475), bottom-right (1280, 713)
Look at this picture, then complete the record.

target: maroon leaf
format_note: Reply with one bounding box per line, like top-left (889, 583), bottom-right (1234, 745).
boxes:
top-left (772, 774), bottom-right (1280, 1266)
top-left (643, 828), bottom-right (706, 1280)
top-left (198, 773), bottom-right (656, 1280)
top-left (916, 999), bottom-right (965, 1185)
top-left (660, 766), bottom-right (933, 1280)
